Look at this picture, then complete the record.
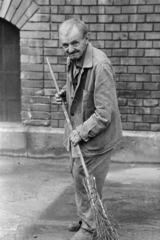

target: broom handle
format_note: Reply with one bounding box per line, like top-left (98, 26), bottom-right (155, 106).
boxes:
top-left (46, 57), bottom-right (89, 178)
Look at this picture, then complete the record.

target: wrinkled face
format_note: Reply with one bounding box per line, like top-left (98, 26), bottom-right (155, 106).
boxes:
top-left (59, 26), bottom-right (89, 60)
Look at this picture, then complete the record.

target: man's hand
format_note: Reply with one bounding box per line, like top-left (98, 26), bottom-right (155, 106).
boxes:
top-left (55, 89), bottom-right (66, 103)
top-left (70, 130), bottom-right (82, 146)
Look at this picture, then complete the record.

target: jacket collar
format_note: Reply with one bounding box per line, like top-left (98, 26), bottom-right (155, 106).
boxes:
top-left (67, 42), bottom-right (93, 70)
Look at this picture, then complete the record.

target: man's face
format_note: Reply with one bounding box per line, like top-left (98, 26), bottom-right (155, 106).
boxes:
top-left (59, 26), bottom-right (88, 60)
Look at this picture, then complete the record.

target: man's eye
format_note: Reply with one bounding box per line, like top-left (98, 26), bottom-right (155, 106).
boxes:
top-left (73, 42), bottom-right (79, 47)
top-left (63, 44), bottom-right (68, 48)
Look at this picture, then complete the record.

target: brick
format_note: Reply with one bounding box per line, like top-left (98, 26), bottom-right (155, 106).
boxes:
top-left (82, 15), bottom-right (97, 23)
top-left (130, 14), bottom-right (145, 22)
top-left (44, 48), bottom-right (64, 56)
top-left (21, 72), bottom-right (43, 80)
top-left (155, 6), bottom-right (160, 13)
top-left (152, 75), bottom-right (160, 82)
top-left (121, 58), bottom-right (136, 65)
top-left (122, 6), bottom-right (137, 13)
top-left (151, 107), bottom-right (160, 115)
top-left (105, 6), bottom-right (121, 14)
top-left (135, 91), bottom-right (150, 99)
top-left (51, 105), bottom-right (59, 112)
top-left (113, 49), bottom-right (127, 56)
top-left (51, 23), bottom-right (58, 31)
top-left (144, 66), bottom-right (159, 74)
top-left (22, 22), bottom-right (49, 31)
top-left (90, 24), bottom-right (105, 31)
top-left (21, 64), bottom-right (43, 72)
top-left (116, 82), bottom-right (127, 89)
top-left (110, 57), bottom-right (120, 65)
top-left (91, 41), bottom-right (105, 49)
top-left (137, 58), bottom-right (152, 66)
top-left (21, 47), bottom-right (43, 56)
top-left (22, 103), bottom-right (50, 112)
top-left (98, 0), bottom-right (113, 5)
top-left (21, 55), bottom-right (29, 63)
top-left (26, 96), bottom-right (50, 104)
top-left (59, 120), bottom-right (65, 127)
top-left (144, 99), bottom-right (159, 107)
top-left (5, 5), bottom-right (16, 21)
top-left (137, 41), bottom-right (152, 48)
top-left (105, 24), bottom-right (120, 31)
top-left (146, 32), bottom-right (160, 39)
top-left (130, 0), bottom-right (145, 5)
top-left (51, 0), bottom-right (65, 5)
top-left (138, 5), bottom-right (154, 13)
top-left (122, 122), bottom-right (134, 130)
top-left (128, 49), bottom-right (144, 57)
top-left (135, 107), bottom-right (150, 114)
top-left (137, 23), bottom-right (152, 31)
top-left (0, 0), bottom-right (12, 18)
top-left (28, 39), bottom-right (43, 47)
top-left (20, 31), bottom-right (50, 39)
top-left (97, 32), bottom-right (112, 39)
top-left (146, 14), bottom-right (160, 22)
top-left (121, 41), bottom-right (136, 48)
top-left (12, 0), bottom-right (32, 25)
top-left (118, 98), bottom-right (127, 106)
top-left (44, 89), bottom-right (56, 96)
top-left (74, 6), bottom-right (89, 14)
top-left (144, 83), bottom-right (159, 90)
top-left (105, 41), bottom-right (120, 48)
top-left (38, 6), bottom-right (50, 14)
top-left (51, 120), bottom-right (58, 127)
top-left (128, 99), bottom-right (142, 106)
top-left (136, 74), bottom-right (151, 82)
top-left (36, 0), bottom-right (49, 5)
top-left (16, 15), bottom-right (28, 29)
top-left (66, 0), bottom-right (81, 5)
top-left (113, 32), bottom-right (128, 40)
top-left (51, 15), bottom-right (65, 22)
top-left (21, 80), bottom-right (43, 88)
top-left (90, 6), bottom-right (105, 14)
top-left (59, 6), bottom-right (73, 14)
top-left (24, 1), bottom-right (39, 18)
top-left (120, 106), bottom-right (134, 114)
top-left (128, 66), bottom-right (143, 73)
top-left (98, 15), bottom-right (112, 23)
top-left (82, 0), bottom-right (96, 4)
top-left (151, 91), bottom-right (160, 98)
top-left (12, 0), bottom-right (22, 8)
top-left (127, 82), bottom-right (142, 90)
top-left (29, 14), bottom-right (50, 22)
top-left (51, 112), bottom-right (65, 120)
top-left (120, 74), bottom-right (135, 82)
top-left (153, 58), bottom-right (160, 65)
top-left (114, 0), bottom-right (129, 5)
top-left (117, 90), bottom-right (134, 98)
top-left (114, 15), bottom-right (128, 22)
top-left (135, 123), bottom-right (150, 131)
top-left (143, 115), bottom-right (158, 123)
top-left (128, 114), bottom-right (142, 122)
top-left (114, 66), bottom-right (127, 73)
top-left (44, 40), bottom-right (58, 48)
top-left (151, 124), bottom-right (160, 131)
top-left (146, 0), bottom-right (160, 4)
top-left (154, 23), bottom-right (160, 31)
top-left (29, 56), bottom-right (43, 64)
top-left (121, 23), bottom-right (136, 31)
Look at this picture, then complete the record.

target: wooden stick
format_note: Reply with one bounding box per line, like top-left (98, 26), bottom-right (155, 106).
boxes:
top-left (46, 57), bottom-right (89, 178)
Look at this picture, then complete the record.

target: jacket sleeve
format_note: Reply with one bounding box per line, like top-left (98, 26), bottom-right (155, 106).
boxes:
top-left (76, 63), bottom-right (117, 142)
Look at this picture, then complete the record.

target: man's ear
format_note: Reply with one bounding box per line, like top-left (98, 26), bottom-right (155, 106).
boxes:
top-left (85, 33), bottom-right (90, 43)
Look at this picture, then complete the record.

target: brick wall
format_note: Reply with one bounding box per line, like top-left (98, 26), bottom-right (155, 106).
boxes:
top-left (0, 0), bottom-right (160, 131)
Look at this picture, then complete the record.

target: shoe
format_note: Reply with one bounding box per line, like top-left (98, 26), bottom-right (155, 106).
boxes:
top-left (70, 228), bottom-right (94, 240)
top-left (68, 220), bottom-right (82, 232)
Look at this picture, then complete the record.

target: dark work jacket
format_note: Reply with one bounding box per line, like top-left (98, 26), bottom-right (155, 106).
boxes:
top-left (63, 42), bottom-right (122, 157)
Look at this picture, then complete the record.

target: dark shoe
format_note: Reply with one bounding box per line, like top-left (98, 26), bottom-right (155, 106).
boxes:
top-left (70, 228), bottom-right (93, 240)
top-left (68, 220), bottom-right (82, 232)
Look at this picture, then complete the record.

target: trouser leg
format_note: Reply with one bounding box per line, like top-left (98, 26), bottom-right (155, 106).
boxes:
top-left (72, 149), bottom-right (113, 231)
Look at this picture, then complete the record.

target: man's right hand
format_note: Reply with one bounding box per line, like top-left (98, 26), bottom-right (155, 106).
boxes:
top-left (55, 89), bottom-right (66, 103)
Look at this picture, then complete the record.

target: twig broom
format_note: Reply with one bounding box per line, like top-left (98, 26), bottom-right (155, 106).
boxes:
top-left (46, 57), bottom-right (119, 240)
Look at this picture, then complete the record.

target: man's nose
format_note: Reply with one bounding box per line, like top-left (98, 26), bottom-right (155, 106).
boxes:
top-left (68, 44), bottom-right (74, 53)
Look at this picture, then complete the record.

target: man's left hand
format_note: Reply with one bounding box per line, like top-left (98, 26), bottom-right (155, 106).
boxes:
top-left (70, 130), bottom-right (82, 146)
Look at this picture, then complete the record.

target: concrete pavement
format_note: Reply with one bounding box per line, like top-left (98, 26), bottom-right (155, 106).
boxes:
top-left (0, 156), bottom-right (160, 240)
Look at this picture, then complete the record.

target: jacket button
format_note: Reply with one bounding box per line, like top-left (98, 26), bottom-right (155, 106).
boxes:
top-left (71, 113), bottom-right (74, 116)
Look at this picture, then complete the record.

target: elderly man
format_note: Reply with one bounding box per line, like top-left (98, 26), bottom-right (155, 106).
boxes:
top-left (55, 18), bottom-right (122, 240)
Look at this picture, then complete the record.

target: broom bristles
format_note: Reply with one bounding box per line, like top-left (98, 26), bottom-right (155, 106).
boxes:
top-left (83, 176), bottom-right (119, 240)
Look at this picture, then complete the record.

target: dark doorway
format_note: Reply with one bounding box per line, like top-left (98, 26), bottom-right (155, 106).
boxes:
top-left (0, 18), bottom-right (21, 122)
